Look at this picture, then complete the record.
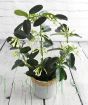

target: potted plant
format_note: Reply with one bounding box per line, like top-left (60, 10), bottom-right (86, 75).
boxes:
top-left (6, 4), bottom-right (80, 99)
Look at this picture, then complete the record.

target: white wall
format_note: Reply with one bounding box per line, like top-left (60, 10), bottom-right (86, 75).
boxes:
top-left (0, 0), bottom-right (88, 41)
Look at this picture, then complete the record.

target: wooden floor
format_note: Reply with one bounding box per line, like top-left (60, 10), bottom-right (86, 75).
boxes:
top-left (0, 40), bottom-right (88, 105)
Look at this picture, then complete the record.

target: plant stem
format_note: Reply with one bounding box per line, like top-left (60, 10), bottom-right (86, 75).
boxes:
top-left (67, 36), bottom-right (68, 43)
top-left (40, 25), bottom-right (43, 62)
top-left (66, 31), bottom-right (69, 43)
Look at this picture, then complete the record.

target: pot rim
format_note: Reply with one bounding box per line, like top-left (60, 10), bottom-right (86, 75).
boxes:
top-left (31, 77), bottom-right (57, 87)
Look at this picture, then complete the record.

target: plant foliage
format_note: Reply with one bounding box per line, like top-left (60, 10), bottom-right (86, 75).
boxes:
top-left (7, 4), bottom-right (80, 82)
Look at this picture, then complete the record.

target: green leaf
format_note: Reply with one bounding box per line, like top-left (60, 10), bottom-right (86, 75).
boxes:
top-left (43, 57), bottom-right (58, 66)
top-left (12, 59), bottom-right (25, 70)
top-left (55, 14), bottom-right (68, 20)
top-left (14, 23), bottom-right (23, 32)
top-left (43, 38), bottom-right (53, 47)
top-left (33, 16), bottom-right (47, 26)
top-left (27, 59), bottom-right (38, 67)
top-left (27, 49), bottom-right (39, 59)
top-left (14, 30), bottom-right (27, 39)
top-left (23, 20), bottom-right (31, 35)
top-left (71, 33), bottom-right (82, 38)
top-left (55, 26), bottom-right (62, 32)
top-left (26, 70), bottom-right (34, 77)
top-left (43, 57), bottom-right (58, 75)
top-left (20, 46), bottom-right (31, 53)
top-left (43, 35), bottom-right (53, 47)
top-left (29, 5), bottom-right (43, 14)
top-left (61, 24), bottom-right (68, 31)
top-left (14, 10), bottom-right (28, 17)
top-left (59, 67), bottom-right (67, 81)
top-left (26, 33), bottom-right (34, 40)
top-left (55, 24), bottom-right (68, 32)
top-left (64, 61), bottom-right (76, 70)
top-left (6, 37), bottom-right (13, 42)
top-left (69, 53), bottom-right (75, 68)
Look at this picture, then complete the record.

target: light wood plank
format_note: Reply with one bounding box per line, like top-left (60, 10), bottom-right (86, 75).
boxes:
top-left (0, 41), bottom-right (16, 75)
top-left (78, 42), bottom-right (88, 59)
top-left (69, 42), bottom-right (88, 105)
top-left (9, 71), bottom-right (43, 105)
top-left (0, 41), bottom-right (17, 105)
top-left (0, 71), bottom-right (16, 105)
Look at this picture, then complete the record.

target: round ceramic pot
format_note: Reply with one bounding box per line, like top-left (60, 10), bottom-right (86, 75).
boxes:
top-left (31, 78), bottom-right (57, 99)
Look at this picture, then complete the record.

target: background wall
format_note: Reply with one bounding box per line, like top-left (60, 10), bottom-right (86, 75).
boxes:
top-left (0, 0), bottom-right (88, 41)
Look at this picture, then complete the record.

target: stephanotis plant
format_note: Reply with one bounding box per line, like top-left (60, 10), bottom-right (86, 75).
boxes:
top-left (6, 4), bottom-right (80, 82)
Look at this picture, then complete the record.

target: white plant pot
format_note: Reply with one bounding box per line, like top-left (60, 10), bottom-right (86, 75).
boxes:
top-left (31, 77), bottom-right (57, 99)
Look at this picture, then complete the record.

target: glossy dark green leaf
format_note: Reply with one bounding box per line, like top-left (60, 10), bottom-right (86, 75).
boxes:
top-left (43, 39), bottom-right (53, 47)
top-left (71, 33), bottom-right (82, 38)
top-left (43, 57), bottom-right (58, 66)
top-left (33, 16), bottom-right (47, 27)
top-left (69, 53), bottom-right (75, 68)
top-left (26, 70), bottom-right (34, 77)
top-left (12, 59), bottom-right (25, 70)
top-left (55, 28), bottom-right (60, 33)
top-left (61, 24), bottom-right (68, 30)
top-left (43, 57), bottom-right (58, 75)
top-left (41, 25), bottom-right (51, 32)
top-left (27, 49), bottom-right (39, 59)
top-left (55, 26), bottom-right (62, 32)
top-left (43, 35), bottom-right (53, 47)
top-left (29, 5), bottom-right (43, 14)
top-left (55, 14), bottom-right (68, 20)
top-left (6, 37), bottom-right (13, 42)
top-left (55, 24), bottom-right (68, 32)
top-left (14, 10), bottom-right (28, 17)
top-left (26, 33), bottom-right (34, 40)
top-left (26, 65), bottom-right (56, 81)
top-left (20, 46), bottom-right (31, 53)
top-left (14, 30), bottom-right (27, 39)
top-left (23, 20), bottom-right (31, 35)
top-left (27, 59), bottom-right (38, 67)
top-left (59, 67), bottom-right (67, 81)
top-left (14, 23), bottom-right (23, 32)
top-left (64, 61), bottom-right (76, 70)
